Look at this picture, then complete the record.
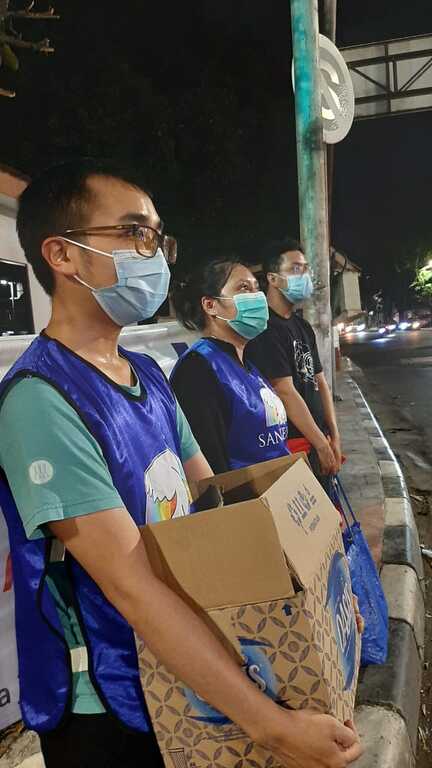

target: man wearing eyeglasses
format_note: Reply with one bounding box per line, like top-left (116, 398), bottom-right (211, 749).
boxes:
top-left (246, 238), bottom-right (341, 493)
top-left (0, 164), bottom-right (360, 768)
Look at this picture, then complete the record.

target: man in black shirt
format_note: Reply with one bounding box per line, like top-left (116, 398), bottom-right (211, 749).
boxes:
top-left (246, 238), bottom-right (341, 489)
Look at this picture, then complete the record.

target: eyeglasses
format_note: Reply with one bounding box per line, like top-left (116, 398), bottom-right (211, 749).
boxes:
top-left (62, 224), bottom-right (177, 264)
top-left (279, 263), bottom-right (310, 277)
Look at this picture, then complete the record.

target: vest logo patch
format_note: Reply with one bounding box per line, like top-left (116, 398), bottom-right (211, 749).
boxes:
top-left (28, 459), bottom-right (54, 485)
top-left (145, 448), bottom-right (190, 524)
top-left (259, 387), bottom-right (286, 427)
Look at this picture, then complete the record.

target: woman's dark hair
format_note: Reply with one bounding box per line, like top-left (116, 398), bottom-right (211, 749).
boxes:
top-left (16, 158), bottom-right (151, 296)
top-left (173, 259), bottom-right (244, 331)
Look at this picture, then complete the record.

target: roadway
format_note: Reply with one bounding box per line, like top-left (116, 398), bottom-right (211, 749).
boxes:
top-left (341, 327), bottom-right (432, 458)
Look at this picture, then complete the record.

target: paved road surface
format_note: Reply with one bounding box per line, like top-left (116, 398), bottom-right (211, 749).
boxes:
top-left (342, 328), bottom-right (432, 463)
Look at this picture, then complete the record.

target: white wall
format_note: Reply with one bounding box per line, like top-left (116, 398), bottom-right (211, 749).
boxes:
top-left (342, 271), bottom-right (362, 315)
top-left (0, 207), bottom-right (51, 332)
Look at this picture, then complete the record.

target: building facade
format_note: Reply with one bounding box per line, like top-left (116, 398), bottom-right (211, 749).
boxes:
top-left (0, 166), bottom-right (51, 335)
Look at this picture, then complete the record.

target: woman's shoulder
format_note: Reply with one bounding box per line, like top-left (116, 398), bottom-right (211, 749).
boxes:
top-left (170, 347), bottom-right (215, 386)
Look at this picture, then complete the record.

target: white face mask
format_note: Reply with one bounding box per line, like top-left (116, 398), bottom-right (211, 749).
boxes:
top-left (60, 238), bottom-right (171, 326)
top-left (278, 273), bottom-right (314, 304)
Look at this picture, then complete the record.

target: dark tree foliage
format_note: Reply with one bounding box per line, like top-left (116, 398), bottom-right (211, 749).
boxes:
top-left (0, 1), bottom-right (59, 98)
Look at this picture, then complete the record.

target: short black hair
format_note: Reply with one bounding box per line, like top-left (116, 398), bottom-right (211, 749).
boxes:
top-left (261, 237), bottom-right (304, 277)
top-left (16, 158), bottom-right (151, 296)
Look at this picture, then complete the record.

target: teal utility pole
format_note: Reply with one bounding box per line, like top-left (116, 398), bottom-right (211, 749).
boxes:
top-left (290, 0), bottom-right (332, 384)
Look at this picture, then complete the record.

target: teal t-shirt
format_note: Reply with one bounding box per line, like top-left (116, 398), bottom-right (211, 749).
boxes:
top-left (0, 374), bottom-right (199, 715)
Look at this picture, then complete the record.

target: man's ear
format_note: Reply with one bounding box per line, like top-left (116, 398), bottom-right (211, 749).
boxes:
top-left (41, 237), bottom-right (78, 278)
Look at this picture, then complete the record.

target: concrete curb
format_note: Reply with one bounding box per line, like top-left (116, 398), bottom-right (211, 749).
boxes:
top-left (353, 705), bottom-right (415, 768)
top-left (347, 376), bottom-right (424, 767)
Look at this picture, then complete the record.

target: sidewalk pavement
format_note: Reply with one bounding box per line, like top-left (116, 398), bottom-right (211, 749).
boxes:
top-left (337, 372), bottom-right (385, 566)
top-left (0, 367), bottom-right (424, 768)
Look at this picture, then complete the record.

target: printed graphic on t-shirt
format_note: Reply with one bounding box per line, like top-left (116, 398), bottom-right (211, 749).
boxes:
top-left (145, 448), bottom-right (190, 523)
top-left (260, 387), bottom-right (287, 427)
top-left (293, 340), bottom-right (315, 383)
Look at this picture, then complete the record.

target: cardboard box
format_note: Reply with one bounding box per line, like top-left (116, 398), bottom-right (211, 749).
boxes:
top-left (136, 455), bottom-right (360, 768)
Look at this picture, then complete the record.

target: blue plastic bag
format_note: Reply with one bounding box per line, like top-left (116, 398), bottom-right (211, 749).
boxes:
top-left (331, 476), bottom-right (389, 666)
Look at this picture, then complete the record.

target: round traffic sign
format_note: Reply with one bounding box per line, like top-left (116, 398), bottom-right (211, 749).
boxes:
top-left (292, 34), bottom-right (355, 144)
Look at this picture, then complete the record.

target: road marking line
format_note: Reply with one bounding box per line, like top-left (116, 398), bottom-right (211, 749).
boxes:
top-left (400, 357), bottom-right (432, 365)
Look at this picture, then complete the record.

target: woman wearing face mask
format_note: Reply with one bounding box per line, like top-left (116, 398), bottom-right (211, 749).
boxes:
top-left (170, 260), bottom-right (290, 473)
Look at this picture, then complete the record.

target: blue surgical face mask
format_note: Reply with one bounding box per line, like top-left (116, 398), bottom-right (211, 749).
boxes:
top-left (61, 238), bottom-right (171, 326)
top-left (215, 291), bottom-right (269, 340)
top-left (279, 273), bottom-right (314, 304)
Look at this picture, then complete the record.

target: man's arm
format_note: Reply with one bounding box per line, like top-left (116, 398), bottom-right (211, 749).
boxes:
top-left (305, 325), bottom-right (342, 473)
top-left (271, 376), bottom-right (337, 476)
top-left (316, 372), bottom-right (342, 473)
top-left (49, 509), bottom-right (361, 768)
top-left (183, 451), bottom-right (213, 483)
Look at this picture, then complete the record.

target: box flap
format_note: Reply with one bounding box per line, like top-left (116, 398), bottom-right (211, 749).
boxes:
top-left (260, 458), bottom-right (341, 588)
top-left (141, 501), bottom-right (294, 610)
top-left (190, 453), bottom-right (307, 505)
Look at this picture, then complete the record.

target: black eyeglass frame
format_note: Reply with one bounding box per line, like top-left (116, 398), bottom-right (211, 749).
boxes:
top-left (61, 224), bottom-right (177, 264)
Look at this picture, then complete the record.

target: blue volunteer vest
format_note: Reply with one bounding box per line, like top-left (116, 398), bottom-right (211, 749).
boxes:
top-left (171, 338), bottom-right (289, 470)
top-left (0, 333), bottom-right (190, 734)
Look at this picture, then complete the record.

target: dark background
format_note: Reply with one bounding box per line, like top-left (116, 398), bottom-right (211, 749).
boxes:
top-left (1, 0), bottom-right (431, 307)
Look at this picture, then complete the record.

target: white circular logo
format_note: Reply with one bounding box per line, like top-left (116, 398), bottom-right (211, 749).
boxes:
top-left (29, 460), bottom-right (54, 485)
top-left (292, 34), bottom-right (355, 145)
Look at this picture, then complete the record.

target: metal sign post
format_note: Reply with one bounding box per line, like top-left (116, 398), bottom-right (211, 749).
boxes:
top-left (290, 0), bottom-right (332, 385)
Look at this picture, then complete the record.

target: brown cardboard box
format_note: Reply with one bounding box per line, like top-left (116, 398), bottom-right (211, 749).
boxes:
top-left (136, 455), bottom-right (360, 768)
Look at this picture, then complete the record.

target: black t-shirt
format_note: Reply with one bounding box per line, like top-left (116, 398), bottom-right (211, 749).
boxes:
top-left (170, 338), bottom-right (242, 474)
top-left (245, 309), bottom-right (326, 439)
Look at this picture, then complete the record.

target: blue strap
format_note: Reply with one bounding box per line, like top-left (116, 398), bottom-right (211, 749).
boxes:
top-left (334, 475), bottom-right (359, 526)
top-left (330, 476), bottom-right (351, 535)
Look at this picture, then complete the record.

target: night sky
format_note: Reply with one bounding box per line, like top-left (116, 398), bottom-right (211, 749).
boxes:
top-left (0, 0), bottom-right (431, 308)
